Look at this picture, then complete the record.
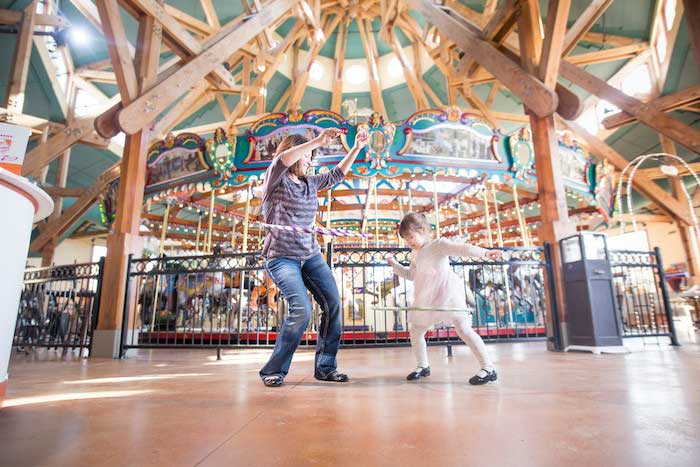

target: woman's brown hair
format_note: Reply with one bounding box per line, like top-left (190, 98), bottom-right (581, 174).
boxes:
top-left (275, 134), bottom-right (314, 176)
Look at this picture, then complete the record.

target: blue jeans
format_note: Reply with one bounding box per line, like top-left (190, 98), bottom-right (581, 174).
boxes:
top-left (260, 253), bottom-right (342, 379)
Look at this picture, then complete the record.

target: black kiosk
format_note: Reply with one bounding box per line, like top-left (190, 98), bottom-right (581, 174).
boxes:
top-left (560, 233), bottom-right (624, 352)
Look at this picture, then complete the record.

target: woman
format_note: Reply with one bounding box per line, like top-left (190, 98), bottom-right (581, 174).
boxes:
top-left (259, 127), bottom-right (368, 387)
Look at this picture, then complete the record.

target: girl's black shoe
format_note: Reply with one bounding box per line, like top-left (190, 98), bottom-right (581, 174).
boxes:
top-left (406, 367), bottom-right (431, 380)
top-left (469, 369), bottom-right (497, 385)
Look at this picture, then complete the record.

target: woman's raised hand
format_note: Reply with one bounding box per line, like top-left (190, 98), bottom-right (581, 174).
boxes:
top-left (318, 127), bottom-right (342, 145)
top-left (354, 127), bottom-right (369, 149)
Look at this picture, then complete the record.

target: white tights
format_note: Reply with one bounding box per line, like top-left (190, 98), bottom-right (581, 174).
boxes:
top-left (409, 315), bottom-right (494, 371)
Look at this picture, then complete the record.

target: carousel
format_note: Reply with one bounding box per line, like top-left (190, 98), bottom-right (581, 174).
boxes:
top-left (102, 105), bottom-right (613, 346)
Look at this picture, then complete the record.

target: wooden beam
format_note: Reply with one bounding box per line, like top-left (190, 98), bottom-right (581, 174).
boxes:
top-left (200, 0), bottom-right (221, 29)
top-left (539, 0), bottom-right (571, 88)
top-left (0, 9), bottom-right (67, 27)
top-left (560, 60), bottom-right (700, 154)
top-left (225, 21), bottom-right (305, 129)
top-left (357, 17), bottom-right (388, 116)
top-left (636, 161), bottom-right (700, 180)
top-left (562, 0), bottom-right (615, 55)
top-left (567, 43), bottom-right (649, 66)
top-left (459, 0), bottom-right (519, 78)
top-left (330, 19), bottom-right (347, 113)
top-left (32, 37), bottom-right (69, 118)
top-left (42, 186), bottom-right (87, 198)
top-left (684, 0), bottom-right (700, 76)
top-left (581, 31), bottom-right (644, 47)
top-left (601, 85), bottom-right (700, 129)
top-left (96, 0), bottom-right (139, 103)
top-left (21, 118), bottom-right (102, 178)
top-left (153, 82), bottom-right (212, 137)
top-left (388, 31), bottom-right (429, 109)
top-left (164, 3), bottom-right (214, 37)
top-left (30, 164), bottom-right (120, 251)
top-left (117, 0), bottom-right (296, 135)
top-left (173, 114), bottom-right (265, 135)
top-left (288, 14), bottom-right (340, 109)
top-left (408, 0), bottom-right (559, 118)
top-left (4, 0), bottom-right (38, 112)
top-left (559, 118), bottom-right (693, 225)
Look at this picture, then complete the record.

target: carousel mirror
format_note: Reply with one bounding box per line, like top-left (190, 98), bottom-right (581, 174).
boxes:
top-left (369, 130), bottom-right (385, 153)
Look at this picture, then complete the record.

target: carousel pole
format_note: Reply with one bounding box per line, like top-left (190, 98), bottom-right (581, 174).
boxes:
top-left (374, 181), bottom-right (380, 248)
top-left (491, 184), bottom-right (504, 247)
top-left (207, 189), bottom-right (215, 254)
top-left (512, 184), bottom-right (529, 247)
top-left (407, 180), bottom-right (413, 212)
top-left (457, 200), bottom-right (463, 237)
top-left (492, 183), bottom-right (514, 324)
top-left (158, 200), bottom-right (171, 255)
top-left (398, 196), bottom-right (405, 247)
top-left (242, 182), bottom-right (252, 253)
top-left (195, 212), bottom-right (202, 254)
top-left (482, 188), bottom-right (494, 247)
top-left (231, 216), bottom-right (237, 251)
top-left (326, 187), bottom-right (333, 247)
top-left (432, 172), bottom-right (440, 238)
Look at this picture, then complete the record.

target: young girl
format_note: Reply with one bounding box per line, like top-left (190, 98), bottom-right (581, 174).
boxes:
top-left (386, 212), bottom-right (502, 385)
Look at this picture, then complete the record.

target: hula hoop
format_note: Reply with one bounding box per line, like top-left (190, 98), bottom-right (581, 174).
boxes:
top-left (373, 306), bottom-right (474, 313)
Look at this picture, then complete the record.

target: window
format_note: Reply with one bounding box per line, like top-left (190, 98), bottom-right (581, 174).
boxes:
top-left (91, 245), bottom-right (107, 263)
top-left (664, 0), bottom-right (676, 30)
top-left (577, 108), bottom-right (599, 134)
top-left (621, 64), bottom-right (653, 97)
top-left (344, 64), bottom-right (368, 85)
top-left (388, 56), bottom-right (403, 77)
top-left (656, 30), bottom-right (667, 64)
top-left (309, 60), bottom-right (324, 82)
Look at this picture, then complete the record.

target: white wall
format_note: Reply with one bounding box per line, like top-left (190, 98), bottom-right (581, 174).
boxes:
top-left (26, 237), bottom-right (107, 268)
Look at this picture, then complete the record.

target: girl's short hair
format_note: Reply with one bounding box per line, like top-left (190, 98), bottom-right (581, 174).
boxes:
top-left (398, 212), bottom-right (430, 237)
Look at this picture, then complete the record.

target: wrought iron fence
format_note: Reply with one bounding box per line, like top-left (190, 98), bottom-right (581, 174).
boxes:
top-left (119, 245), bottom-right (553, 355)
top-left (609, 248), bottom-right (678, 344)
top-left (331, 245), bottom-right (551, 347)
top-left (14, 259), bottom-right (105, 355)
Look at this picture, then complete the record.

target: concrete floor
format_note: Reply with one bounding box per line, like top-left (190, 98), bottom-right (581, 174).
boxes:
top-left (1, 338), bottom-right (699, 467)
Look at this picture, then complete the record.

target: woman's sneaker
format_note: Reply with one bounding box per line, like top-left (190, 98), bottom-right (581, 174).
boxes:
top-left (469, 368), bottom-right (497, 385)
top-left (406, 366), bottom-right (431, 380)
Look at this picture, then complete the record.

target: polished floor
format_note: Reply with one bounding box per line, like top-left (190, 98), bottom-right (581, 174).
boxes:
top-left (1, 336), bottom-right (699, 467)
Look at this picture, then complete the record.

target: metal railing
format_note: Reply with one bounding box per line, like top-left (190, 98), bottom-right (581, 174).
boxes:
top-left (14, 259), bottom-right (105, 355)
top-left (119, 245), bottom-right (552, 355)
top-left (330, 245), bottom-right (551, 347)
top-left (610, 248), bottom-right (678, 345)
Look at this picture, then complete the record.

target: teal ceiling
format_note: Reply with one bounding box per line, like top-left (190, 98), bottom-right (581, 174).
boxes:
top-left (0, 0), bottom-right (697, 235)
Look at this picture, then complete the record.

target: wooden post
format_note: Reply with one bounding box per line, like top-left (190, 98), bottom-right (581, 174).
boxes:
top-left (519, 0), bottom-right (575, 350)
top-left (93, 7), bottom-right (162, 358)
top-left (4, 0), bottom-right (38, 112)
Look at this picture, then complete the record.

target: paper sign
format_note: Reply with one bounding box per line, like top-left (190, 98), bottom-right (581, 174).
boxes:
top-left (0, 122), bottom-right (32, 175)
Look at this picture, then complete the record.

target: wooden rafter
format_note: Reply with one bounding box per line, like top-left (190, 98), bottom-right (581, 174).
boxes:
top-left (96, 0), bottom-right (139, 103)
top-left (357, 17), bottom-right (388, 116)
top-left (330, 19), bottom-right (347, 113)
top-left (539, 0), bottom-right (572, 88)
top-left (684, 0), bottom-right (700, 76)
top-left (408, 0), bottom-right (558, 118)
top-left (288, 14), bottom-right (341, 109)
top-left (559, 118), bottom-right (693, 225)
top-left (117, 0), bottom-right (296, 135)
top-left (388, 30), bottom-right (429, 109)
top-left (559, 60), bottom-right (700, 154)
top-left (225, 21), bottom-right (305, 129)
top-left (30, 164), bottom-right (121, 252)
top-left (562, 0), bottom-right (615, 55)
top-left (4, 0), bottom-right (38, 112)
top-left (602, 85), bottom-right (700, 130)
